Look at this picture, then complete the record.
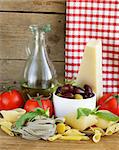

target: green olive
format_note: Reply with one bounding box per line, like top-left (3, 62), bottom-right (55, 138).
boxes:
top-left (74, 94), bottom-right (83, 100)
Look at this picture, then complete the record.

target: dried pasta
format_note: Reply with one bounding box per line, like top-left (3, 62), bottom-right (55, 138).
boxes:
top-left (48, 129), bottom-right (89, 141)
top-left (0, 118), bottom-right (4, 123)
top-left (1, 125), bottom-right (14, 136)
top-left (48, 134), bottom-right (62, 141)
top-left (0, 120), bottom-right (12, 130)
top-left (65, 125), bottom-right (71, 131)
top-left (63, 129), bottom-right (85, 136)
top-left (105, 123), bottom-right (119, 135)
top-left (95, 117), bottom-right (114, 129)
top-left (92, 130), bottom-right (102, 143)
top-left (0, 108), bottom-right (26, 123)
top-left (60, 135), bottom-right (89, 141)
top-left (90, 127), bottom-right (105, 136)
top-left (65, 113), bottom-right (97, 131)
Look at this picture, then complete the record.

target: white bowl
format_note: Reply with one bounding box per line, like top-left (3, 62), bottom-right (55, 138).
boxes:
top-left (53, 93), bottom-right (96, 117)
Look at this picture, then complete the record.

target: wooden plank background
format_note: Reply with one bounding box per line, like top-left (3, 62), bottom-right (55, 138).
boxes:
top-left (0, 0), bottom-right (66, 81)
top-left (0, 0), bottom-right (65, 13)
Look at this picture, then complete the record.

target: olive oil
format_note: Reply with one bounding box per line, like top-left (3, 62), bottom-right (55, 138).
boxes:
top-left (21, 82), bottom-right (54, 100)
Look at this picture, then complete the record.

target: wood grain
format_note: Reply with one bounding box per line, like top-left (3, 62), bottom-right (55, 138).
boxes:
top-left (0, 0), bottom-right (65, 81)
top-left (0, 0), bottom-right (65, 13)
top-left (0, 130), bottom-right (119, 150)
top-left (0, 12), bottom-right (65, 61)
top-left (0, 60), bottom-right (64, 81)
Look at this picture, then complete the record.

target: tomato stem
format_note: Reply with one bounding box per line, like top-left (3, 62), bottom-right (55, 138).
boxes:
top-left (27, 94), bottom-right (32, 100)
top-left (114, 94), bottom-right (119, 99)
top-left (34, 94), bottom-right (51, 101)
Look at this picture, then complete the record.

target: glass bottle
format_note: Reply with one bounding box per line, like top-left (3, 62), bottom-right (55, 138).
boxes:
top-left (21, 24), bottom-right (57, 99)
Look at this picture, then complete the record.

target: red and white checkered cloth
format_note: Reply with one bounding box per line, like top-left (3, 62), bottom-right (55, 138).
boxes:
top-left (65, 0), bottom-right (119, 94)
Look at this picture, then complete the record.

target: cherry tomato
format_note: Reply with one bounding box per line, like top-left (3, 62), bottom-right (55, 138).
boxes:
top-left (24, 97), bottom-right (54, 116)
top-left (24, 99), bottom-right (40, 112)
top-left (0, 90), bottom-right (24, 110)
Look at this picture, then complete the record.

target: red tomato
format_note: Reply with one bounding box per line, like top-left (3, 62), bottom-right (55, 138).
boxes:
top-left (0, 90), bottom-right (24, 110)
top-left (97, 93), bottom-right (119, 116)
top-left (41, 99), bottom-right (54, 116)
top-left (24, 99), bottom-right (40, 112)
top-left (24, 97), bottom-right (54, 116)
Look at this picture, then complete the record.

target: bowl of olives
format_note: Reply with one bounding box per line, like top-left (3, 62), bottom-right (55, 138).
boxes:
top-left (53, 84), bottom-right (96, 117)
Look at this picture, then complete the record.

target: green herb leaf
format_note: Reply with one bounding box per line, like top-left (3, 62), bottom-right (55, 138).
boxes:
top-left (50, 86), bottom-right (58, 93)
top-left (35, 108), bottom-right (49, 117)
top-left (49, 81), bottom-right (62, 94)
top-left (65, 78), bottom-right (76, 86)
top-left (114, 94), bottom-right (119, 99)
top-left (15, 108), bottom-right (49, 129)
top-left (77, 108), bottom-right (92, 119)
top-left (15, 112), bottom-right (37, 129)
top-left (95, 110), bottom-right (119, 122)
top-left (76, 107), bottom-right (119, 122)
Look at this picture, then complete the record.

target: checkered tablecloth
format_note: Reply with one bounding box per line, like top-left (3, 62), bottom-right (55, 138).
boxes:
top-left (65, 0), bottom-right (119, 94)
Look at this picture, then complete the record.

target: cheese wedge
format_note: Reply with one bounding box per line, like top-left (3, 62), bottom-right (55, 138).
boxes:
top-left (76, 39), bottom-right (103, 100)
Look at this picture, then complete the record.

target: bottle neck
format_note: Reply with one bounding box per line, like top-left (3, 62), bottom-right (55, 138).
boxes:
top-left (33, 31), bottom-right (46, 57)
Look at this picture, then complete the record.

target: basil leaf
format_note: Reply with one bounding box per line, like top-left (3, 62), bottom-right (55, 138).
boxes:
top-left (95, 110), bottom-right (119, 122)
top-left (35, 108), bottom-right (49, 117)
top-left (15, 112), bottom-right (37, 129)
top-left (15, 108), bottom-right (49, 129)
top-left (77, 108), bottom-right (92, 119)
top-left (76, 108), bottom-right (119, 122)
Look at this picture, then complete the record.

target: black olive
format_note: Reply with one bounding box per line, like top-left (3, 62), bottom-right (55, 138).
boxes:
top-left (88, 93), bottom-right (95, 98)
top-left (82, 94), bottom-right (89, 99)
top-left (84, 84), bottom-right (93, 94)
top-left (74, 86), bottom-right (85, 94)
top-left (62, 92), bottom-right (74, 99)
top-left (61, 84), bottom-right (74, 94)
top-left (55, 86), bottom-right (62, 95)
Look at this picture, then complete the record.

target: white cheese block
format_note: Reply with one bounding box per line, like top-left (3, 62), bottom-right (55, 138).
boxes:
top-left (76, 39), bottom-right (103, 100)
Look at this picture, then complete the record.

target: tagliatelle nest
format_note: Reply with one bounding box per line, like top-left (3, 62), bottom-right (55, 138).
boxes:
top-left (12, 116), bottom-right (56, 140)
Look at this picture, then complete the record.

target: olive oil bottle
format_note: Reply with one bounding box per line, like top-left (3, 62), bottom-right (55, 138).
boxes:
top-left (22, 24), bottom-right (57, 100)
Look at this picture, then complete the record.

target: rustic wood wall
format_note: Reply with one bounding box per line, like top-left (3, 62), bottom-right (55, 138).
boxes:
top-left (0, 0), bottom-right (66, 81)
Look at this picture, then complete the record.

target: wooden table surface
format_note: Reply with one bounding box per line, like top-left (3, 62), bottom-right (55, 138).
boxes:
top-left (0, 130), bottom-right (119, 150)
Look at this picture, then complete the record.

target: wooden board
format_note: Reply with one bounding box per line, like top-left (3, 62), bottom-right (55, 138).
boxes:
top-left (0, 0), bottom-right (65, 81)
top-left (0, 0), bottom-right (65, 13)
top-left (0, 60), bottom-right (64, 81)
top-left (0, 12), bottom-right (65, 61)
top-left (0, 130), bottom-right (119, 150)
